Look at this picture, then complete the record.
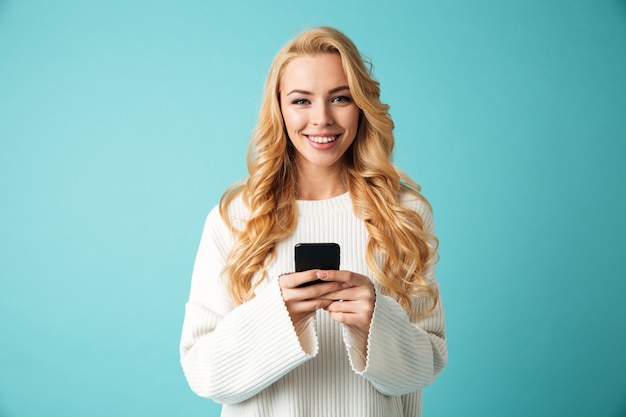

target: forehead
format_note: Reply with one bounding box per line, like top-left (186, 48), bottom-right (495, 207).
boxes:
top-left (280, 54), bottom-right (348, 91)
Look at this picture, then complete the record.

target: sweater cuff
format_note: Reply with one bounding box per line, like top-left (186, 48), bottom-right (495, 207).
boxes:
top-left (341, 288), bottom-right (377, 373)
top-left (342, 324), bottom-right (369, 372)
top-left (255, 278), bottom-right (318, 358)
top-left (358, 293), bottom-right (435, 393)
top-left (293, 314), bottom-right (319, 356)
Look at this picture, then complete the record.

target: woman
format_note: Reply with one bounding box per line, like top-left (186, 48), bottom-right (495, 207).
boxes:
top-left (180, 26), bottom-right (447, 417)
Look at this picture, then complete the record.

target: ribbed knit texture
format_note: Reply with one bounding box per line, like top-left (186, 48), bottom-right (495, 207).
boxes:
top-left (180, 192), bottom-right (447, 417)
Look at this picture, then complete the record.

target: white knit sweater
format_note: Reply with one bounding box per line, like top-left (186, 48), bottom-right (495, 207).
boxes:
top-left (180, 192), bottom-right (447, 417)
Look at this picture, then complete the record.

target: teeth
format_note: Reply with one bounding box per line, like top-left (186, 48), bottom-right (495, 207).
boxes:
top-left (308, 135), bottom-right (338, 144)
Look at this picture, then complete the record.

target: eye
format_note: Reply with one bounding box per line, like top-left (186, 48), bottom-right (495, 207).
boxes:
top-left (291, 98), bottom-right (310, 105)
top-left (332, 95), bottom-right (353, 104)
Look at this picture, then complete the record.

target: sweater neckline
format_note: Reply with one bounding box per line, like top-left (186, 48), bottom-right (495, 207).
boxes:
top-left (296, 191), bottom-right (352, 216)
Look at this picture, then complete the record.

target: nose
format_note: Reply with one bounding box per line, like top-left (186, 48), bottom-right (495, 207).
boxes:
top-left (312, 102), bottom-right (334, 126)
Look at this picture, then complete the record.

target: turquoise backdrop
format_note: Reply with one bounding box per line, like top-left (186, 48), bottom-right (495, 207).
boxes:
top-left (1, 1), bottom-right (625, 416)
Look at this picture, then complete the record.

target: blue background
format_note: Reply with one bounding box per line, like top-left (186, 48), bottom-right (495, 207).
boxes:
top-left (1, 1), bottom-right (625, 416)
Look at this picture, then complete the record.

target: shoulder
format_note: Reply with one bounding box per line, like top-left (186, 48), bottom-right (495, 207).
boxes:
top-left (399, 188), bottom-right (435, 232)
top-left (212, 192), bottom-right (250, 233)
top-left (198, 195), bottom-right (249, 250)
top-left (201, 193), bottom-right (248, 230)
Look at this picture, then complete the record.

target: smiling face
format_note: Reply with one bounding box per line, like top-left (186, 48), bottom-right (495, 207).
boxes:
top-left (279, 54), bottom-right (360, 182)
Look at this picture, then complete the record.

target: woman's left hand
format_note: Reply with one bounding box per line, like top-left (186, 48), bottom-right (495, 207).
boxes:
top-left (315, 270), bottom-right (375, 333)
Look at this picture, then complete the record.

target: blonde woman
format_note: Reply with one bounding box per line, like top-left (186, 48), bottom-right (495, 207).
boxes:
top-left (180, 27), bottom-right (447, 417)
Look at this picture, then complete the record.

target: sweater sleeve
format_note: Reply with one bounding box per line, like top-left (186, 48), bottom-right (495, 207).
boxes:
top-left (342, 196), bottom-right (448, 395)
top-left (344, 288), bottom-right (447, 395)
top-left (179, 207), bottom-right (318, 404)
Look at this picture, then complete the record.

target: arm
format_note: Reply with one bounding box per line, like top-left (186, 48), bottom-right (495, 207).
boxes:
top-left (179, 208), bottom-right (317, 404)
top-left (322, 270), bottom-right (446, 396)
top-left (341, 197), bottom-right (447, 395)
top-left (343, 286), bottom-right (446, 395)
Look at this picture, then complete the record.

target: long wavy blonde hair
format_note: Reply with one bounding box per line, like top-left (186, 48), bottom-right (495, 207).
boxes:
top-left (220, 27), bottom-right (438, 314)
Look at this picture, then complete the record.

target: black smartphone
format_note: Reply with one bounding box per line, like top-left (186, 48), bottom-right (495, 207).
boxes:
top-left (295, 243), bottom-right (341, 287)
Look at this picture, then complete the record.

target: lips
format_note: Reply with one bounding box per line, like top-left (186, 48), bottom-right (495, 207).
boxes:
top-left (306, 135), bottom-right (339, 144)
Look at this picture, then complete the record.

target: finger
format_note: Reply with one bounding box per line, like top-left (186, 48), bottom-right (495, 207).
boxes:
top-left (288, 298), bottom-right (334, 314)
top-left (317, 270), bottom-right (369, 288)
top-left (279, 271), bottom-right (319, 289)
top-left (282, 281), bottom-right (346, 303)
top-left (326, 309), bottom-right (372, 332)
top-left (316, 287), bottom-right (359, 301)
top-left (325, 299), bottom-right (370, 314)
top-left (325, 301), bottom-right (373, 332)
top-left (317, 284), bottom-right (375, 303)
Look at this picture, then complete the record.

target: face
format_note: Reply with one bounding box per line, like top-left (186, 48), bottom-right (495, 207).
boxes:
top-left (279, 54), bottom-right (360, 177)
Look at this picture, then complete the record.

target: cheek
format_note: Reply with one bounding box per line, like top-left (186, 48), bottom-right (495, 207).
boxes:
top-left (345, 109), bottom-right (360, 132)
top-left (281, 108), bottom-right (293, 128)
top-left (283, 109), bottom-right (305, 133)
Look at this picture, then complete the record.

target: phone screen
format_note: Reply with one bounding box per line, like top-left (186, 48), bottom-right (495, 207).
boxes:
top-left (294, 243), bottom-right (340, 286)
top-left (295, 243), bottom-right (340, 271)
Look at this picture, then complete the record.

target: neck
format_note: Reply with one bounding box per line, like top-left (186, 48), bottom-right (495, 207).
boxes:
top-left (296, 168), bottom-right (347, 201)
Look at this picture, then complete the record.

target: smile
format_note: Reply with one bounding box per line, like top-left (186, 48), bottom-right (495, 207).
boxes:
top-left (307, 135), bottom-right (338, 144)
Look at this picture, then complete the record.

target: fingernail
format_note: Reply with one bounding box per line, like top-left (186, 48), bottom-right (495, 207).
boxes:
top-left (316, 271), bottom-right (328, 279)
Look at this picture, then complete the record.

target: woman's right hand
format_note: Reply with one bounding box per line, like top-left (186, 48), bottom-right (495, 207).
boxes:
top-left (278, 271), bottom-right (344, 326)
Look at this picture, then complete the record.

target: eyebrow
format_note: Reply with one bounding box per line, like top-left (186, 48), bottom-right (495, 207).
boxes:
top-left (285, 85), bottom-right (350, 96)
